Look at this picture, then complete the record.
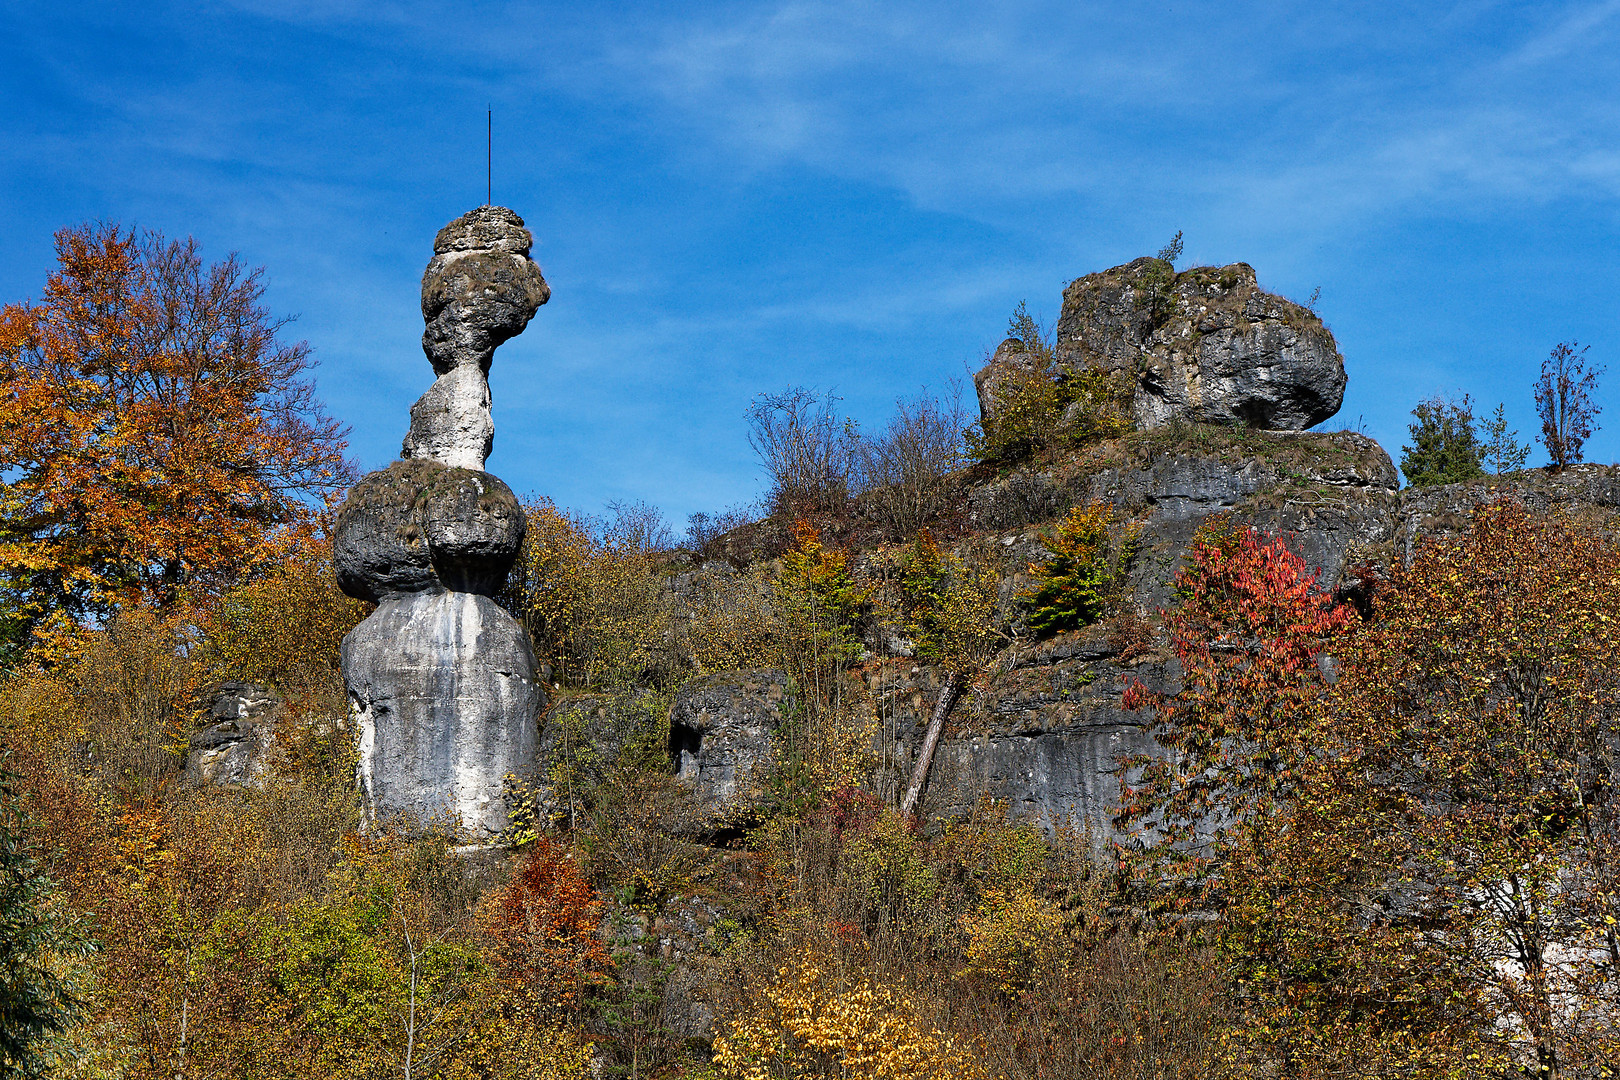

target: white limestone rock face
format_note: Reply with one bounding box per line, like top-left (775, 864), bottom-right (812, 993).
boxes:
top-left (345, 591), bottom-right (539, 836)
top-left (334, 205), bottom-right (549, 840)
top-left (401, 364), bottom-right (494, 471)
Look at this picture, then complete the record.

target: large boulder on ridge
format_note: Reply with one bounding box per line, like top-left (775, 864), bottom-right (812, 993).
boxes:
top-left (1054, 259), bottom-right (1345, 430)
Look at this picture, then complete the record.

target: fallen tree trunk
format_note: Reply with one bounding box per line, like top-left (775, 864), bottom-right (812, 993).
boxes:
top-left (900, 671), bottom-right (964, 817)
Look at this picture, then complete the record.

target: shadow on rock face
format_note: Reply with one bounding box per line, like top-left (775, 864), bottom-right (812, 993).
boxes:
top-left (333, 459), bottom-right (525, 602)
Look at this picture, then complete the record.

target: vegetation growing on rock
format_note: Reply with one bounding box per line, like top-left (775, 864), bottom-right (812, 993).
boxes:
top-left (2, 222), bottom-right (1618, 1079)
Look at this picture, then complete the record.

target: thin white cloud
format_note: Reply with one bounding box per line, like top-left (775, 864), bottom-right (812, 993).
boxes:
top-left (1506, 0), bottom-right (1620, 67)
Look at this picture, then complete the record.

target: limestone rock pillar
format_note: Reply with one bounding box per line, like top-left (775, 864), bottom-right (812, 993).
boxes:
top-left (332, 206), bottom-right (549, 838)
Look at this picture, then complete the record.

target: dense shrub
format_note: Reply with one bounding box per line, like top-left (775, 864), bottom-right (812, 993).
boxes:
top-left (964, 304), bottom-right (1129, 465)
top-left (502, 498), bottom-right (679, 689)
top-left (203, 534), bottom-right (369, 690)
top-left (1020, 502), bottom-right (1140, 636)
top-left (1399, 393), bottom-right (1485, 486)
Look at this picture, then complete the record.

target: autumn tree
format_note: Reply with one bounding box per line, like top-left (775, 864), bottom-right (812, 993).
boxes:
top-left (0, 222), bottom-right (353, 651)
top-left (891, 531), bottom-right (1004, 815)
top-left (1223, 501), bottom-right (1620, 1076)
top-left (1536, 340), bottom-right (1603, 471)
top-left (1119, 516), bottom-right (1353, 899)
top-left (482, 838), bottom-right (609, 1019)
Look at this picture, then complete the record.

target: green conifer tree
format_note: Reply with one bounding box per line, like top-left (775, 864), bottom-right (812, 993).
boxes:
top-left (1399, 394), bottom-right (1485, 487)
top-left (0, 767), bottom-right (92, 1079)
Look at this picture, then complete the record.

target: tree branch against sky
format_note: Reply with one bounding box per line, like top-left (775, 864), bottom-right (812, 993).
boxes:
top-left (0, 2), bottom-right (1616, 521)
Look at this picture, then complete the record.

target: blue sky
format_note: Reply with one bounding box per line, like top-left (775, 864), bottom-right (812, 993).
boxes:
top-left (4, 2), bottom-right (1618, 529)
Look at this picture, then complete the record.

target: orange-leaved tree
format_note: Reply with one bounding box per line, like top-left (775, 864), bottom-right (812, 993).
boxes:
top-left (482, 837), bottom-right (610, 1018)
top-left (1220, 500), bottom-right (1620, 1076)
top-left (1118, 515), bottom-right (1353, 902)
top-left (0, 222), bottom-right (353, 654)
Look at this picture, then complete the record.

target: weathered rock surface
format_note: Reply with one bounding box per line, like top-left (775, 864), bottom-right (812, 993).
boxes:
top-left (670, 669), bottom-right (789, 820)
top-left (335, 206), bottom-right (547, 840)
top-left (1052, 259), bottom-right (1344, 430)
top-left (185, 682), bottom-right (277, 786)
top-left (333, 460), bottom-right (525, 602)
top-left (864, 644), bottom-right (1182, 849)
top-left (345, 590), bottom-right (540, 836)
top-left (403, 206), bottom-right (549, 471)
top-left (973, 337), bottom-right (1043, 424)
top-left (674, 431), bottom-right (1406, 840)
top-left (401, 364), bottom-right (494, 471)
top-left (421, 207), bottom-right (550, 375)
top-left (1393, 463), bottom-right (1620, 561)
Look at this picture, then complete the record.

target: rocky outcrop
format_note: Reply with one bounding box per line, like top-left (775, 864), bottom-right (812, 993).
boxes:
top-left (1394, 463), bottom-right (1620, 561)
top-left (670, 430), bottom-right (1408, 840)
top-left (973, 337), bottom-right (1043, 424)
top-left (334, 206), bottom-right (546, 840)
top-left (1051, 259), bottom-right (1344, 430)
top-left (670, 670), bottom-right (789, 821)
top-left (185, 682), bottom-right (277, 786)
top-left (402, 206), bottom-right (550, 471)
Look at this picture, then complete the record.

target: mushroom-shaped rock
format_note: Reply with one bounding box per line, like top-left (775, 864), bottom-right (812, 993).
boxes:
top-left (403, 206), bottom-right (550, 472)
top-left (420, 206), bottom-right (550, 376)
top-left (334, 206), bottom-right (548, 840)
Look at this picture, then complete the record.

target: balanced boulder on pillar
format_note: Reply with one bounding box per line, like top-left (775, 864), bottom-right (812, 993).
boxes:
top-left (333, 206), bottom-right (549, 838)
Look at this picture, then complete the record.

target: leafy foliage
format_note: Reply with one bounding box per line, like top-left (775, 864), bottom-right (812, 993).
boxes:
top-left (1220, 501), bottom-right (1620, 1075)
top-left (712, 952), bottom-right (991, 1080)
top-left (775, 520), bottom-right (871, 675)
top-left (1020, 502), bottom-right (1139, 636)
top-left (1399, 393), bottom-right (1485, 487)
top-left (1119, 516), bottom-right (1352, 897)
top-left (964, 304), bottom-right (1129, 466)
top-left (0, 223), bottom-right (353, 656)
top-left (482, 838), bottom-right (609, 1019)
top-left (890, 531), bottom-right (1002, 675)
top-left (202, 533), bottom-right (369, 690)
top-left (501, 498), bottom-right (678, 689)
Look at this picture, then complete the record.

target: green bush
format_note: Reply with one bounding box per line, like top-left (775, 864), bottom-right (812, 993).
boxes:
top-left (1020, 503), bottom-right (1139, 636)
top-left (965, 304), bottom-right (1128, 465)
top-left (1399, 394), bottom-right (1484, 487)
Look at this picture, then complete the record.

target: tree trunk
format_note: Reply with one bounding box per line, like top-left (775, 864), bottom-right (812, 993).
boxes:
top-left (900, 672), bottom-right (964, 817)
